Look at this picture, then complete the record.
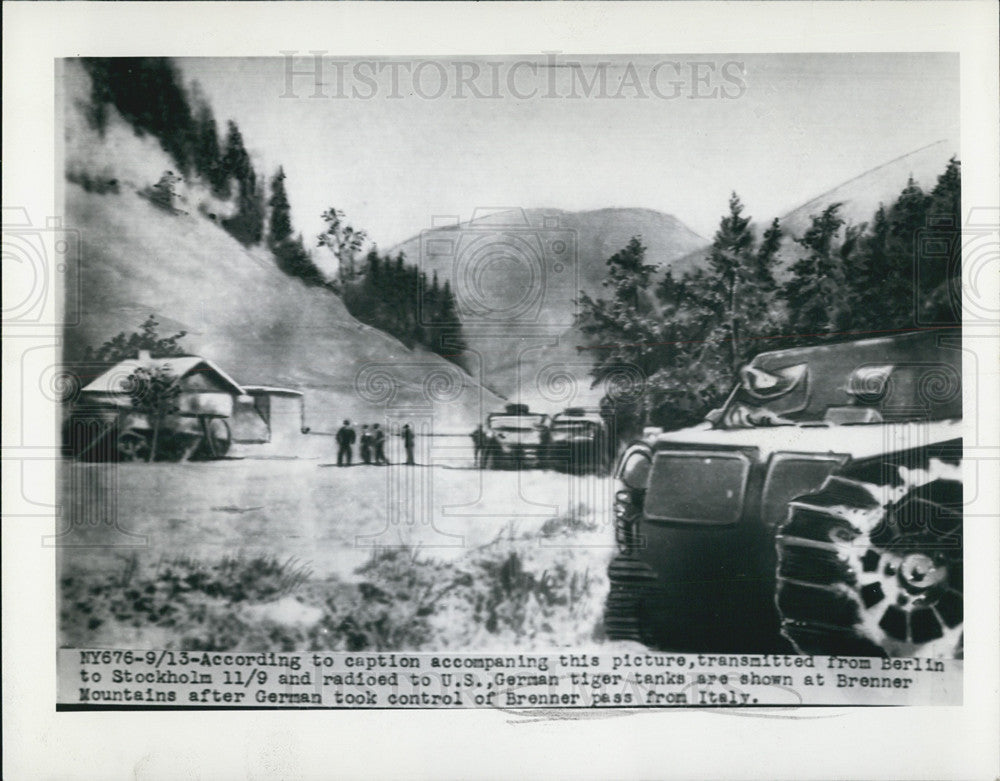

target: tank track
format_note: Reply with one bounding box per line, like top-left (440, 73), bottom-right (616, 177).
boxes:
top-left (604, 556), bottom-right (658, 643)
top-left (776, 470), bottom-right (963, 658)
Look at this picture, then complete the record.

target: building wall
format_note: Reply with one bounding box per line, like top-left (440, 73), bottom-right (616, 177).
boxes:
top-left (230, 393), bottom-right (330, 458)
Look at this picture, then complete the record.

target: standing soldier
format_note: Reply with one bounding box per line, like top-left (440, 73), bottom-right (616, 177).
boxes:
top-left (372, 423), bottom-right (388, 465)
top-left (470, 424), bottom-right (486, 468)
top-left (335, 419), bottom-right (356, 466)
top-left (359, 424), bottom-right (373, 465)
top-left (401, 423), bottom-right (415, 465)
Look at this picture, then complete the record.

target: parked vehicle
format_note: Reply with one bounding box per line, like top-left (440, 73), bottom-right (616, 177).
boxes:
top-left (64, 353), bottom-right (241, 462)
top-left (546, 407), bottom-right (611, 473)
top-left (604, 330), bottom-right (963, 658)
top-left (483, 403), bottom-right (551, 469)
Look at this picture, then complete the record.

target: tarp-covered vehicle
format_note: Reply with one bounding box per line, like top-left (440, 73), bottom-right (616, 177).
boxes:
top-left (64, 353), bottom-right (242, 462)
top-left (546, 407), bottom-right (611, 473)
top-left (604, 330), bottom-right (963, 658)
top-left (482, 403), bottom-right (551, 469)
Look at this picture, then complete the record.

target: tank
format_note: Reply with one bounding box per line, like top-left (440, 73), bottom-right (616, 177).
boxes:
top-left (604, 329), bottom-right (963, 658)
top-left (482, 403), bottom-right (551, 469)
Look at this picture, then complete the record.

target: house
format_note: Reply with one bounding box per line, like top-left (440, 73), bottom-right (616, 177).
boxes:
top-left (68, 351), bottom-right (247, 461)
top-left (75, 352), bottom-right (315, 459)
top-left (79, 351), bottom-right (246, 418)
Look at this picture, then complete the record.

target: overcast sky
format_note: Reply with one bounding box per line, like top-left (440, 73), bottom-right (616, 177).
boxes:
top-left (179, 53), bottom-right (959, 250)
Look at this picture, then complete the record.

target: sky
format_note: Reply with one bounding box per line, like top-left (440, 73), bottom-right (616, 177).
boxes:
top-left (179, 53), bottom-right (959, 252)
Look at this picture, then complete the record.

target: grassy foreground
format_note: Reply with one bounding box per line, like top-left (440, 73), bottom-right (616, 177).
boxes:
top-left (61, 505), bottom-right (611, 652)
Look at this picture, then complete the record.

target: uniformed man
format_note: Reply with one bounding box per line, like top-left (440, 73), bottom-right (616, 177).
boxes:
top-left (359, 424), bottom-right (373, 465)
top-left (372, 423), bottom-right (388, 465)
top-left (335, 419), bottom-right (356, 466)
top-left (401, 423), bottom-right (415, 465)
top-left (470, 424), bottom-right (486, 468)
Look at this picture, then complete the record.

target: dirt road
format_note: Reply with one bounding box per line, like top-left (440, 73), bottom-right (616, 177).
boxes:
top-left (59, 458), bottom-right (620, 651)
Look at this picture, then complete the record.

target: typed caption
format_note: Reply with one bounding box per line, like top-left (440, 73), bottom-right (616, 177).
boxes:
top-left (58, 650), bottom-right (960, 708)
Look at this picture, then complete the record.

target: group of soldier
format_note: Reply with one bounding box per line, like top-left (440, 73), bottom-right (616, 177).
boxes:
top-left (335, 420), bottom-right (415, 467)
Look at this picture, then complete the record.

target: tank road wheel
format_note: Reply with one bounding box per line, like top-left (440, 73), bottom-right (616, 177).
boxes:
top-left (117, 429), bottom-right (151, 462)
top-left (603, 556), bottom-right (658, 643)
top-left (776, 471), bottom-right (963, 658)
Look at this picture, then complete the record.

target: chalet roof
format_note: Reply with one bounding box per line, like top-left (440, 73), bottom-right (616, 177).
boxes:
top-left (242, 385), bottom-right (303, 397)
top-left (81, 355), bottom-right (246, 396)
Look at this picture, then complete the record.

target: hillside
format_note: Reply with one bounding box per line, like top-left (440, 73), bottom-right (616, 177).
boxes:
top-left (391, 206), bottom-right (707, 315)
top-left (672, 139), bottom-right (959, 277)
top-left (389, 206), bottom-right (706, 404)
top-left (778, 139), bottom-right (957, 239)
top-left (61, 64), bottom-right (502, 434)
top-left (387, 141), bottom-right (957, 408)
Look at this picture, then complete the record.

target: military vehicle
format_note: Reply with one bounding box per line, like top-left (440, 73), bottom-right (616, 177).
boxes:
top-left (63, 354), bottom-right (240, 462)
top-left (546, 407), bottom-right (612, 473)
top-left (604, 330), bottom-right (962, 658)
top-left (482, 403), bottom-right (551, 469)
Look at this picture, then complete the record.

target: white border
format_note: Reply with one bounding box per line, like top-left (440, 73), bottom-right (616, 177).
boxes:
top-left (3, 2), bottom-right (998, 779)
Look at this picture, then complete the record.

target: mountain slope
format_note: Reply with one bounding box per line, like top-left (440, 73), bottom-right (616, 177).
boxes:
top-left (63, 184), bottom-right (502, 432)
top-left (672, 139), bottom-right (959, 277)
top-left (61, 60), bottom-right (501, 433)
top-left (389, 206), bottom-right (707, 402)
top-left (391, 206), bottom-right (707, 309)
top-left (778, 139), bottom-right (956, 239)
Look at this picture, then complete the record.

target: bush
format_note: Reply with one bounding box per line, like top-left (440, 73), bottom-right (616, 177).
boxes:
top-left (61, 519), bottom-right (607, 651)
top-left (66, 166), bottom-right (120, 194)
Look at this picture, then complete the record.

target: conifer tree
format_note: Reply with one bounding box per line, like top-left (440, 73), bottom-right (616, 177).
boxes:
top-left (919, 157), bottom-right (962, 324)
top-left (707, 194), bottom-right (756, 371)
top-left (784, 203), bottom-right (851, 337)
top-left (267, 167), bottom-right (293, 248)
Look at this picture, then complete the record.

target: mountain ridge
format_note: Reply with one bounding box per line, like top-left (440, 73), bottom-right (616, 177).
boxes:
top-left (61, 59), bottom-right (504, 432)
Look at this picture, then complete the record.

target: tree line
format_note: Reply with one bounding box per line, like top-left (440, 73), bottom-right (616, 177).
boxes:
top-left (343, 251), bottom-right (468, 362)
top-left (82, 58), bottom-right (265, 245)
top-left (578, 158), bottom-right (961, 433)
top-left (80, 58), bottom-right (469, 368)
top-left (267, 172), bottom-right (468, 364)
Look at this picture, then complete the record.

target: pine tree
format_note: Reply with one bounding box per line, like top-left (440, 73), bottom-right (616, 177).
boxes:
top-left (439, 279), bottom-right (467, 362)
top-left (850, 204), bottom-right (890, 326)
top-left (219, 122), bottom-right (264, 245)
top-left (227, 125), bottom-right (257, 225)
top-left (707, 193), bottom-right (756, 371)
top-left (578, 236), bottom-right (672, 431)
top-left (784, 203), bottom-right (851, 337)
top-left (754, 218), bottom-right (782, 289)
top-left (880, 178), bottom-right (930, 326)
top-left (919, 157), bottom-right (961, 324)
top-left (189, 83), bottom-right (225, 193)
top-left (222, 121), bottom-right (250, 184)
top-left (267, 167), bottom-right (293, 248)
